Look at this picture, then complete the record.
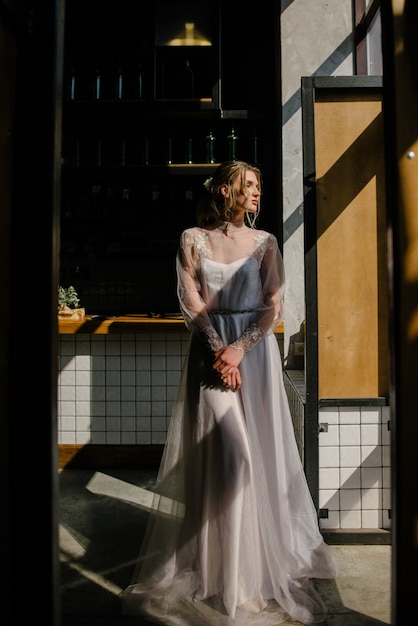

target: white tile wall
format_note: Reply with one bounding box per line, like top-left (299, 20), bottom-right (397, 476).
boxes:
top-left (59, 335), bottom-right (390, 531)
top-left (318, 405), bottom-right (391, 531)
top-left (58, 332), bottom-right (190, 445)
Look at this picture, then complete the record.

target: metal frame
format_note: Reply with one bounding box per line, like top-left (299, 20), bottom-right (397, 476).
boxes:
top-left (301, 75), bottom-right (384, 509)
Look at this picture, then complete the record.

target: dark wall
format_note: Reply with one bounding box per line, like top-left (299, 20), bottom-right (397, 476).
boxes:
top-left (0, 1), bottom-right (63, 623)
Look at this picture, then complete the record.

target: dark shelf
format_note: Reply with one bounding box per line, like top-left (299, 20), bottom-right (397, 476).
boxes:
top-left (62, 163), bottom-right (220, 180)
top-left (63, 99), bottom-right (221, 117)
top-left (60, 0), bottom-right (277, 316)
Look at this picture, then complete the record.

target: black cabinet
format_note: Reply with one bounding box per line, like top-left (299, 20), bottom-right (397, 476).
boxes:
top-left (60, 0), bottom-right (279, 316)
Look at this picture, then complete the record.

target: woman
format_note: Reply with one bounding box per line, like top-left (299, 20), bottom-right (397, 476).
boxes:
top-left (121, 161), bottom-right (337, 625)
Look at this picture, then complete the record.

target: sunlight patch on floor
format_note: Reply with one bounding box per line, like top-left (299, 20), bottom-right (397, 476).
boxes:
top-left (86, 471), bottom-right (185, 518)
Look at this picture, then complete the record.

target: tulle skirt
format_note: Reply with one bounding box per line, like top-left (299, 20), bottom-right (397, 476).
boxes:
top-left (121, 324), bottom-right (337, 625)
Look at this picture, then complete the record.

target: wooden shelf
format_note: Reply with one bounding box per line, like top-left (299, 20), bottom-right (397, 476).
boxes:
top-left (58, 314), bottom-right (187, 334)
top-left (58, 314), bottom-right (284, 335)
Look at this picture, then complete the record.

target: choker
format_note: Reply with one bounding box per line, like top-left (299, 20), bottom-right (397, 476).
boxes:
top-left (217, 221), bottom-right (246, 235)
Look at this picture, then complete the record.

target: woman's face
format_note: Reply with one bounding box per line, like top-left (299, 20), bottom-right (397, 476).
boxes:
top-left (232, 170), bottom-right (261, 214)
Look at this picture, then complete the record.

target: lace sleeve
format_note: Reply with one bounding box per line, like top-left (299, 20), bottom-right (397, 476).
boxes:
top-left (230, 234), bottom-right (285, 356)
top-left (201, 325), bottom-right (224, 352)
top-left (230, 323), bottom-right (264, 355)
top-left (176, 229), bottom-right (223, 353)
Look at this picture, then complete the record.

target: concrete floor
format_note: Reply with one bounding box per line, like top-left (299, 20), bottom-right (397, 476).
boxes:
top-left (59, 468), bottom-right (392, 625)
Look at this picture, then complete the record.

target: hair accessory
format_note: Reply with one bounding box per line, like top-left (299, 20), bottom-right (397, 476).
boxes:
top-left (203, 177), bottom-right (213, 191)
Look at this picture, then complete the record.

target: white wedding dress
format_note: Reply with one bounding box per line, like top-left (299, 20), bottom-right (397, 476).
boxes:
top-left (121, 223), bottom-right (337, 625)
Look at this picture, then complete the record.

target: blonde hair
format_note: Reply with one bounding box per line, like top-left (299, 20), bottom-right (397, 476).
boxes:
top-left (197, 160), bottom-right (262, 228)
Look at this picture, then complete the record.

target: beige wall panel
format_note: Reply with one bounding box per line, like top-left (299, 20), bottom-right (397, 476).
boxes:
top-left (314, 97), bottom-right (388, 398)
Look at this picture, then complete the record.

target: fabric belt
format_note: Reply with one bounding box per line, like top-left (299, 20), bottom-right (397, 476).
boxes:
top-left (211, 309), bottom-right (255, 315)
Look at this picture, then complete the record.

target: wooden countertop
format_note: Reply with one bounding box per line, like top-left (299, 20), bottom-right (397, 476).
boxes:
top-left (58, 314), bottom-right (285, 335)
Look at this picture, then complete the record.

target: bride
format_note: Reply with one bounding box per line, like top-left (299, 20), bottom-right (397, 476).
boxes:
top-left (121, 160), bottom-right (337, 625)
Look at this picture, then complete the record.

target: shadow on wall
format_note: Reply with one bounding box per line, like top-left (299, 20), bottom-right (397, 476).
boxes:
top-left (286, 321), bottom-right (305, 370)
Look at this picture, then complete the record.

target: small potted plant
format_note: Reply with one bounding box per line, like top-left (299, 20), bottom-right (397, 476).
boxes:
top-left (58, 285), bottom-right (85, 319)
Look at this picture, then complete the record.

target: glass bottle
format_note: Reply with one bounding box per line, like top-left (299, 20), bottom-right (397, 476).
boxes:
top-left (180, 59), bottom-right (195, 99)
top-left (185, 136), bottom-right (193, 164)
top-left (166, 138), bottom-right (173, 164)
top-left (227, 127), bottom-right (238, 160)
top-left (136, 63), bottom-right (144, 100)
top-left (120, 138), bottom-right (126, 166)
top-left (69, 66), bottom-right (76, 101)
top-left (116, 66), bottom-right (123, 99)
top-left (94, 66), bottom-right (101, 100)
top-left (205, 130), bottom-right (216, 164)
top-left (251, 129), bottom-right (259, 163)
top-left (142, 138), bottom-right (149, 165)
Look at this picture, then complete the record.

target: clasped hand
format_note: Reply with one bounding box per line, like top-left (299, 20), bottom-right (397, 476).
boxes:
top-left (213, 345), bottom-right (243, 391)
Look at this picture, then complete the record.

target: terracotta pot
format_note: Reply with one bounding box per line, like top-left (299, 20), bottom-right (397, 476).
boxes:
top-left (58, 306), bottom-right (85, 320)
